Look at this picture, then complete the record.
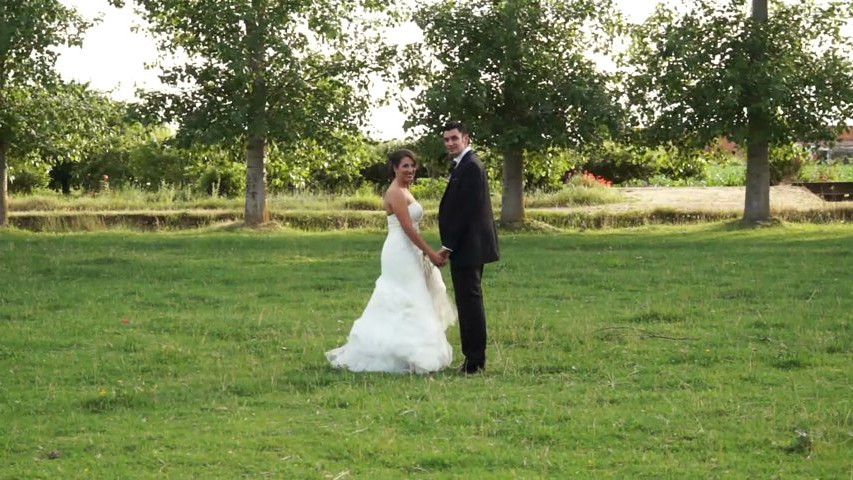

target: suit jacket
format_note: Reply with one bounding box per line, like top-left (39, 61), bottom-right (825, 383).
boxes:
top-left (438, 150), bottom-right (500, 267)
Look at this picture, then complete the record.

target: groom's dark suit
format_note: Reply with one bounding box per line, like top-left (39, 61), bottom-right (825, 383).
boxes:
top-left (439, 149), bottom-right (499, 372)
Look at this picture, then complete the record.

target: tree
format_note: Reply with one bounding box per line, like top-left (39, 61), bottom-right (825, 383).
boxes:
top-left (401, 0), bottom-right (623, 225)
top-left (113, 0), bottom-right (399, 225)
top-left (624, 0), bottom-right (853, 223)
top-left (39, 84), bottom-right (135, 193)
top-left (746, 0), bottom-right (770, 222)
top-left (0, 0), bottom-right (90, 226)
top-left (2, 81), bottom-right (138, 196)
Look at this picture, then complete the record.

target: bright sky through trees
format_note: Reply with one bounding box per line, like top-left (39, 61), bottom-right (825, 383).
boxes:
top-left (55, 0), bottom-right (848, 139)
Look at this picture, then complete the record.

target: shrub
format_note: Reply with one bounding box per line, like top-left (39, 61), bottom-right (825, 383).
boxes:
top-left (196, 163), bottom-right (245, 197)
top-left (703, 164), bottom-right (745, 186)
top-left (565, 170), bottom-right (613, 188)
top-left (267, 134), bottom-right (376, 193)
top-left (181, 143), bottom-right (245, 197)
top-left (8, 162), bottom-right (50, 194)
top-left (410, 177), bottom-right (448, 200)
top-left (799, 163), bottom-right (853, 182)
top-left (653, 148), bottom-right (708, 179)
top-left (359, 161), bottom-right (391, 188)
top-left (582, 141), bottom-right (654, 184)
top-left (526, 169), bottom-right (621, 207)
top-left (770, 143), bottom-right (809, 185)
top-left (75, 149), bottom-right (135, 191)
top-left (130, 143), bottom-right (190, 190)
top-left (523, 148), bottom-right (583, 192)
top-left (582, 143), bottom-right (724, 185)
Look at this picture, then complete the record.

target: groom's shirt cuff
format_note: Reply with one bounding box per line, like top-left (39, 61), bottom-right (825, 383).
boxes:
top-left (440, 246), bottom-right (453, 252)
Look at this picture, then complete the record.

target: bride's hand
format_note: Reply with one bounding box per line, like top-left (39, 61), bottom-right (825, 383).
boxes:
top-left (428, 251), bottom-right (446, 267)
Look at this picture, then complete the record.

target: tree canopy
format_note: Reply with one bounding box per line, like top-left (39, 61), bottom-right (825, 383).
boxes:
top-left (112, 0), bottom-right (400, 224)
top-left (401, 0), bottom-right (624, 224)
top-left (626, 0), bottom-right (853, 148)
top-left (0, 0), bottom-right (91, 225)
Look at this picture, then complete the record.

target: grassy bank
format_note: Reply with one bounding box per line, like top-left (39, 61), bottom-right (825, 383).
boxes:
top-left (9, 183), bottom-right (624, 214)
top-left (5, 203), bottom-right (853, 232)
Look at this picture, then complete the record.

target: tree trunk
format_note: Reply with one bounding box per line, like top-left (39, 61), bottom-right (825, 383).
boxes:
top-left (744, 128), bottom-right (770, 223)
top-left (752, 0), bottom-right (767, 20)
top-left (0, 139), bottom-right (8, 227)
top-left (243, 1), bottom-right (269, 226)
top-left (244, 133), bottom-right (268, 225)
top-left (500, 148), bottom-right (524, 225)
top-left (744, 0), bottom-right (770, 223)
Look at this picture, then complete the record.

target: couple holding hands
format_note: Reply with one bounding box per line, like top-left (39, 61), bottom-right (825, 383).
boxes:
top-left (326, 121), bottom-right (500, 375)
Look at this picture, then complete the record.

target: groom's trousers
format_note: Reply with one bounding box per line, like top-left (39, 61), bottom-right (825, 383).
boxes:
top-left (450, 264), bottom-right (487, 368)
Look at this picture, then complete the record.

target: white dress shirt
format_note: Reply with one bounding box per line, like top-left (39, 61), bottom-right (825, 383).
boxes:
top-left (451, 147), bottom-right (472, 169)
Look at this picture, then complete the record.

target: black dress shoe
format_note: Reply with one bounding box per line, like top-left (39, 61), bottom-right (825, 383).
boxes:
top-left (458, 362), bottom-right (485, 374)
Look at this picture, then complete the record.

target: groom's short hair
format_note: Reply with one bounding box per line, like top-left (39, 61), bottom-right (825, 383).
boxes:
top-left (442, 120), bottom-right (469, 135)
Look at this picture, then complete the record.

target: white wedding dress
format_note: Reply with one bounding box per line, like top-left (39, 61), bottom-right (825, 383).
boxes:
top-left (326, 202), bottom-right (456, 374)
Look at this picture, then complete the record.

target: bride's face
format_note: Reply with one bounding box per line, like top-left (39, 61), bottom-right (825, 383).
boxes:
top-left (395, 156), bottom-right (417, 184)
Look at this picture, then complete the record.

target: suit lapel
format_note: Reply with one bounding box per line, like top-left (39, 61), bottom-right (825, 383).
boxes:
top-left (442, 150), bottom-right (474, 206)
top-left (458, 150), bottom-right (473, 168)
top-left (450, 150), bottom-right (473, 177)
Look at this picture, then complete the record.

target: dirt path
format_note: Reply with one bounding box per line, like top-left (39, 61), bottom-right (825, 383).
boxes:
top-left (556, 185), bottom-right (829, 213)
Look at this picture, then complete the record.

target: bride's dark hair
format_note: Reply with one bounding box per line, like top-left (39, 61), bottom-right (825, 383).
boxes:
top-left (387, 149), bottom-right (417, 177)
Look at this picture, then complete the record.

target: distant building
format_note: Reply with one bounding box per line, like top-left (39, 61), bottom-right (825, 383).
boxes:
top-left (811, 127), bottom-right (853, 162)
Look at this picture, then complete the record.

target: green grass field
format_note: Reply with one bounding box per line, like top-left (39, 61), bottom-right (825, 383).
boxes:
top-left (1, 224), bottom-right (850, 478)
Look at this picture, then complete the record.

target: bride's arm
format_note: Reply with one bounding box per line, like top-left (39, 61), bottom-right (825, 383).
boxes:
top-left (386, 188), bottom-right (443, 265)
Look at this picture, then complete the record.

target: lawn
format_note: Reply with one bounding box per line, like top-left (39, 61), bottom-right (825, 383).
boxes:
top-left (0, 224), bottom-right (850, 478)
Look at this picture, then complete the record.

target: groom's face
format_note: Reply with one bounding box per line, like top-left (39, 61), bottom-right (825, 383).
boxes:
top-left (442, 128), bottom-right (469, 157)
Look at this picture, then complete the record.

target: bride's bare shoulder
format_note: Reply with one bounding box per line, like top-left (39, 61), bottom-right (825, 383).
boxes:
top-left (384, 185), bottom-right (403, 213)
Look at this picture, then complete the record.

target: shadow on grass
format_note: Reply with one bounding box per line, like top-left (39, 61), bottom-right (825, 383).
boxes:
top-left (81, 391), bottom-right (152, 413)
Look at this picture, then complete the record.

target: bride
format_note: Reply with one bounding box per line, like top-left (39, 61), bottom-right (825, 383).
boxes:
top-left (326, 149), bottom-right (456, 374)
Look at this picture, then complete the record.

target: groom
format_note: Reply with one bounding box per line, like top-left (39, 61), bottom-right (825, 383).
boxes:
top-left (437, 121), bottom-right (500, 374)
